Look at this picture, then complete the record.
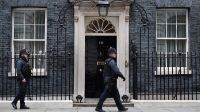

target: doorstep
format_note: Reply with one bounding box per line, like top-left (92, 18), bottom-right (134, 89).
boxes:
top-left (73, 98), bottom-right (134, 107)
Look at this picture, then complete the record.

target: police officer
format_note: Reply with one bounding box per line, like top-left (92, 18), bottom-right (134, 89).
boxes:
top-left (11, 49), bottom-right (31, 109)
top-left (95, 47), bottom-right (128, 112)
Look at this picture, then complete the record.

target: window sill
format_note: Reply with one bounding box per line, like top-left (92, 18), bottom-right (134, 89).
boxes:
top-left (155, 67), bottom-right (192, 75)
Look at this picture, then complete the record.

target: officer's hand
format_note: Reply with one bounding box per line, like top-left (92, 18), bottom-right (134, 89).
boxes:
top-left (122, 77), bottom-right (126, 81)
top-left (22, 79), bottom-right (26, 83)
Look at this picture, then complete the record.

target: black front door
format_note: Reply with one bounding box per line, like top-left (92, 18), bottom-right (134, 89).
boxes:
top-left (85, 36), bottom-right (117, 98)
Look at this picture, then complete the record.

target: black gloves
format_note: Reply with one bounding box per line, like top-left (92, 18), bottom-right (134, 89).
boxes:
top-left (122, 76), bottom-right (126, 81)
top-left (117, 73), bottom-right (126, 81)
top-left (120, 76), bottom-right (126, 81)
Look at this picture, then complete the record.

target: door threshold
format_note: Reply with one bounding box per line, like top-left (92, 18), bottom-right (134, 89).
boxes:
top-left (85, 98), bottom-right (116, 103)
top-left (73, 103), bottom-right (134, 107)
top-left (73, 98), bottom-right (134, 107)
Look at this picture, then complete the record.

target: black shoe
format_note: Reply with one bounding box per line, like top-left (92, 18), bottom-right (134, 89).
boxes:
top-left (95, 107), bottom-right (106, 112)
top-left (20, 105), bottom-right (30, 109)
top-left (11, 102), bottom-right (17, 109)
top-left (119, 107), bottom-right (128, 111)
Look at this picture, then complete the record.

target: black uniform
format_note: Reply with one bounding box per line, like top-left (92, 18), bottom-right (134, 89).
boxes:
top-left (96, 57), bottom-right (125, 110)
top-left (12, 58), bottom-right (31, 107)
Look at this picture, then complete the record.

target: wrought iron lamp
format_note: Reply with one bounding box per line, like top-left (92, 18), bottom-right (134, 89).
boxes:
top-left (96, 0), bottom-right (110, 16)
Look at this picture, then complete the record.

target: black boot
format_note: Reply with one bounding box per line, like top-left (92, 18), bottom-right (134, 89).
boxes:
top-left (11, 102), bottom-right (17, 109)
top-left (95, 107), bottom-right (106, 112)
top-left (118, 107), bottom-right (128, 111)
top-left (20, 105), bottom-right (30, 109)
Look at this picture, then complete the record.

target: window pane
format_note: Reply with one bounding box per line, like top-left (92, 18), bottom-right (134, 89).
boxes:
top-left (35, 55), bottom-right (45, 69)
top-left (157, 54), bottom-right (166, 67)
top-left (177, 53), bottom-right (186, 67)
top-left (167, 53), bottom-right (176, 67)
top-left (157, 11), bottom-right (166, 23)
top-left (167, 40), bottom-right (176, 52)
top-left (157, 40), bottom-right (166, 52)
top-left (177, 40), bottom-right (186, 52)
top-left (25, 25), bottom-right (34, 39)
top-left (167, 24), bottom-right (176, 38)
top-left (14, 42), bottom-right (24, 54)
top-left (35, 25), bottom-right (45, 39)
top-left (35, 41), bottom-right (45, 54)
top-left (14, 11), bottom-right (24, 24)
top-left (14, 41), bottom-right (34, 54)
top-left (177, 10), bottom-right (186, 23)
top-left (177, 25), bottom-right (186, 38)
top-left (167, 11), bottom-right (176, 23)
top-left (157, 24), bottom-right (166, 38)
top-left (14, 25), bottom-right (24, 39)
top-left (28, 56), bottom-right (34, 68)
top-left (25, 11), bottom-right (34, 24)
top-left (166, 40), bottom-right (176, 67)
top-left (35, 10), bottom-right (45, 24)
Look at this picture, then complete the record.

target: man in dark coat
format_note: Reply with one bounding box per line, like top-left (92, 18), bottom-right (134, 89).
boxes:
top-left (11, 49), bottom-right (31, 109)
top-left (95, 47), bottom-right (128, 112)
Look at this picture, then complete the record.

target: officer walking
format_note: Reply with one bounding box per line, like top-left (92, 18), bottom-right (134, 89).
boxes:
top-left (95, 47), bottom-right (128, 112)
top-left (11, 49), bottom-right (31, 109)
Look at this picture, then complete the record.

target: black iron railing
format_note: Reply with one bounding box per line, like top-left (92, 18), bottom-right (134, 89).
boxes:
top-left (130, 51), bottom-right (200, 100)
top-left (1, 51), bottom-right (200, 100)
top-left (0, 51), bottom-right (73, 101)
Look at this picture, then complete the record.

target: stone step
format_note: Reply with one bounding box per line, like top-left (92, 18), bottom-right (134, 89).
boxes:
top-left (73, 102), bottom-right (134, 107)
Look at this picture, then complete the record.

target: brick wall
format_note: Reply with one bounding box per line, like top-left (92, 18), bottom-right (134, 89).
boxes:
top-left (129, 0), bottom-right (200, 98)
top-left (0, 0), bottom-right (74, 97)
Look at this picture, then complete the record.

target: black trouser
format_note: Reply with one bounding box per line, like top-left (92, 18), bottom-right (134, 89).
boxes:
top-left (96, 79), bottom-right (124, 109)
top-left (12, 81), bottom-right (28, 107)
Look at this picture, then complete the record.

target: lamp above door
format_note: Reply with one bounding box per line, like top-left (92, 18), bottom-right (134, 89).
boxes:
top-left (96, 0), bottom-right (110, 17)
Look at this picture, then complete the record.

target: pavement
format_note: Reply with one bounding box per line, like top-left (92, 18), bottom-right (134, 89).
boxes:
top-left (0, 101), bottom-right (200, 112)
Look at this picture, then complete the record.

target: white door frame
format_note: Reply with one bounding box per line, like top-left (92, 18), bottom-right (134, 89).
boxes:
top-left (73, 5), bottom-right (130, 102)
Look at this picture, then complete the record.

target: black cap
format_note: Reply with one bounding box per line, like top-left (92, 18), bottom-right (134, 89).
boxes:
top-left (107, 47), bottom-right (117, 55)
top-left (19, 49), bottom-right (30, 56)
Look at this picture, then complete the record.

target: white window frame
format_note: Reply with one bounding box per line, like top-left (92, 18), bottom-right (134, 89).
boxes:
top-left (155, 9), bottom-right (191, 75)
top-left (9, 8), bottom-right (47, 77)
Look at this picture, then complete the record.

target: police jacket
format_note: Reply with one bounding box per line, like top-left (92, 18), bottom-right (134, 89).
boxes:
top-left (16, 58), bottom-right (31, 81)
top-left (103, 58), bottom-right (124, 82)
